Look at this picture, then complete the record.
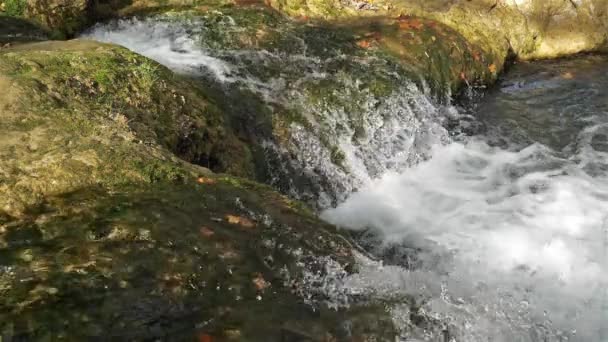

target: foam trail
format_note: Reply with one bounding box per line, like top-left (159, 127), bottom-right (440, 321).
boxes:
top-left (323, 138), bottom-right (608, 341)
top-left (82, 18), bottom-right (233, 81)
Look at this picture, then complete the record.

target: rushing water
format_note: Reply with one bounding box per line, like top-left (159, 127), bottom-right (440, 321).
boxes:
top-left (84, 15), bottom-right (608, 342)
top-left (323, 56), bottom-right (608, 341)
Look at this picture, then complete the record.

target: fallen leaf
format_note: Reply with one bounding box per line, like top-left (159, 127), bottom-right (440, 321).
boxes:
top-left (488, 63), bottom-right (497, 73)
top-left (253, 273), bottom-right (270, 291)
top-left (197, 176), bottom-right (216, 185)
top-left (356, 39), bottom-right (372, 49)
top-left (398, 19), bottom-right (424, 30)
top-left (225, 215), bottom-right (255, 229)
top-left (200, 227), bottom-right (215, 238)
top-left (198, 333), bottom-right (213, 342)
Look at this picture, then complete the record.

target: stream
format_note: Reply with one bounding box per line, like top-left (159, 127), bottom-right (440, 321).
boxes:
top-left (84, 16), bottom-right (608, 342)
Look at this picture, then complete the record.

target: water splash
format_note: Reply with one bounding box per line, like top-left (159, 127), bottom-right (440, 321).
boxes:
top-left (322, 138), bottom-right (608, 340)
top-left (82, 17), bottom-right (235, 82)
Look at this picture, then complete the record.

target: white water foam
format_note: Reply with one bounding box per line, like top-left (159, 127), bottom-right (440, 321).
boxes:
top-left (323, 136), bottom-right (608, 341)
top-left (82, 18), bottom-right (234, 82)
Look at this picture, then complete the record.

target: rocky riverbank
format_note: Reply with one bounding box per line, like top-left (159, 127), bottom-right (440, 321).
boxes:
top-left (0, 0), bottom-right (606, 340)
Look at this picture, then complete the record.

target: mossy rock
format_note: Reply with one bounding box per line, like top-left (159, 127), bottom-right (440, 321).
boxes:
top-left (0, 182), bottom-right (392, 340)
top-left (0, 39), bottom-right (399, 339)
top-left (1, 40), bottom-right (254, 184)
top-left (116, 5), bottom-right (496, 206)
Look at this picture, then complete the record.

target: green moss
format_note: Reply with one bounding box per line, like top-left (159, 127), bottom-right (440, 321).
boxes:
top-left (3, 0), bottom-right (26, 17)
top-left (1, 41), bottom-right (254, 178)
top-left (0, 38), bottom-right (397, 332)
top-left (138, 160), bottom-right (187, 183)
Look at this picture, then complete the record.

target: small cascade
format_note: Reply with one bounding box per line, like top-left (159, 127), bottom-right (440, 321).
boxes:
top-left (83, 13), bottom-right (451, 208)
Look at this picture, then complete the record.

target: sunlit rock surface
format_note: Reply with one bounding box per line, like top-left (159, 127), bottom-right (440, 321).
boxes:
top-left (0, 40), bottom-right (400, 340)
top-left (268, 0), bottom-right (608, 60)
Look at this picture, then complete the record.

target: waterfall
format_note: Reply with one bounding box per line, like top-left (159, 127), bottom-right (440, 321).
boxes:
top-left (83, 14), bottom-right (451, 208)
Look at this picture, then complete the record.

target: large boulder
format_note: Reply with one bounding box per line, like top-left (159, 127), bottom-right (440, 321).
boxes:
top-left (0, 40), bottom-right (400, 339)
top-left (506, 0), bottom-right (608, 58)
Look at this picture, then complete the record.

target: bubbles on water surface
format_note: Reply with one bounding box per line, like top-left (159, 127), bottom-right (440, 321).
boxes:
top-left (323, 139), bottom-right (608, 339)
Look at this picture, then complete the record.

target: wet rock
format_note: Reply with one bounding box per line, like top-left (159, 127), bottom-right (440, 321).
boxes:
top-left (24, 0), bottom-right (92, 38)
top-left (87, 6), bottom-right (495, 207)
top-left (0, 38), bottom-right (398, 340)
